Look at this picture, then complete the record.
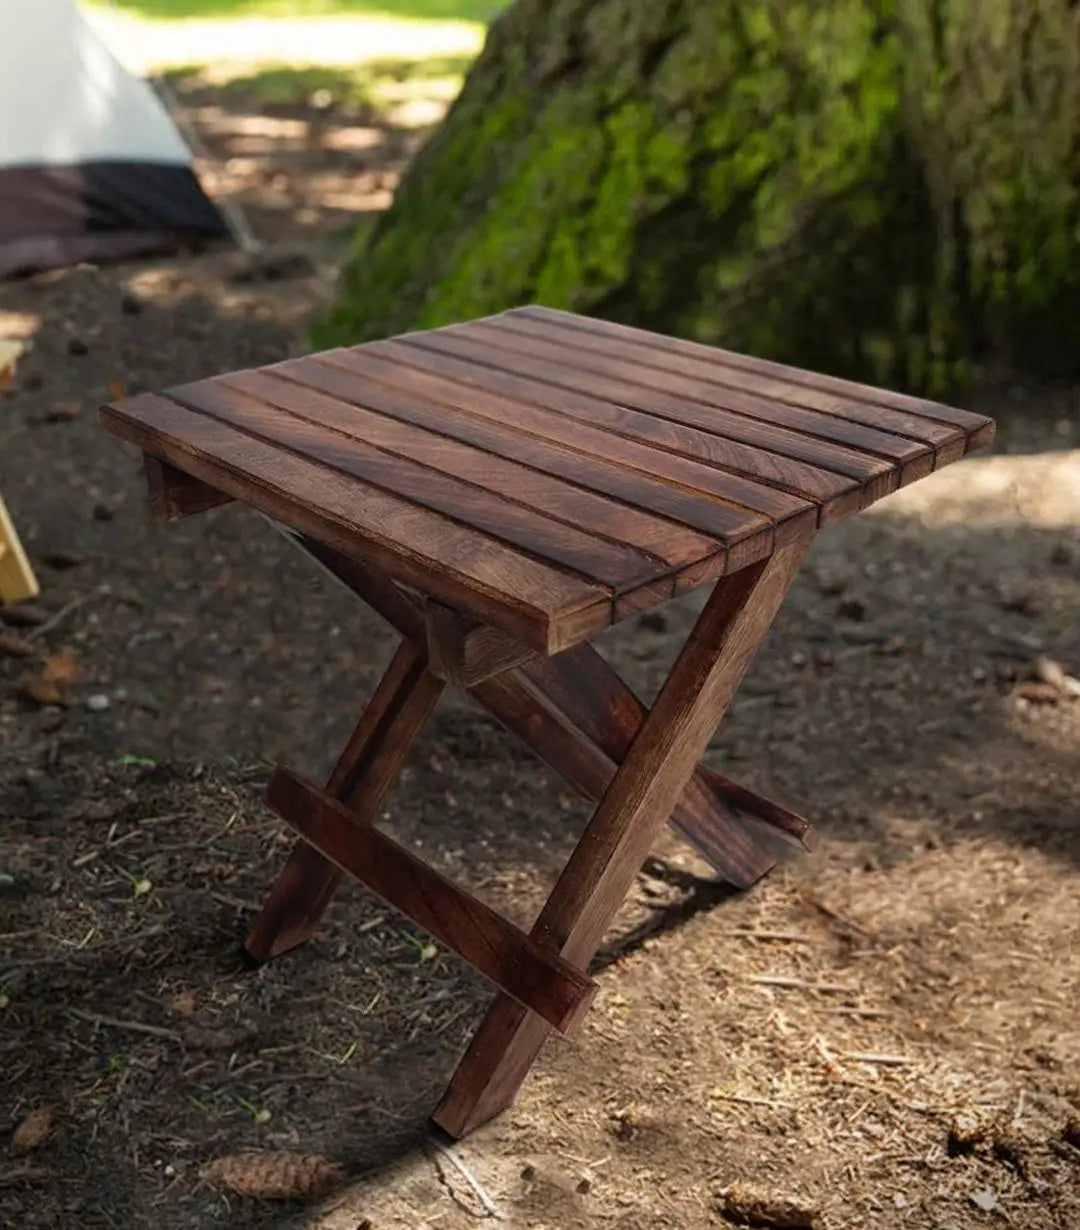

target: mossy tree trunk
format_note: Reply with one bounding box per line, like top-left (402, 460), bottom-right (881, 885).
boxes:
top-left (315, 0), bottom-right (1080, 394)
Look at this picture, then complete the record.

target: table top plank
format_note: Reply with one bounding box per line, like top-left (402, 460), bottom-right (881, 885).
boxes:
top-left (490, 311), bottom-right (948, 463)
top-left (365, 339), bottom-right (818, 533)
top-left (256, 358), bottom-right (725, 574)
top-left (515, 306), bottom-right (992, 446)
top-left (401, 329), bottom-right (867, 522)
top-left (101, 393), bottom-right (613, 652)
top-left (171, 373), bottom-right (667, 595)
top-left (100, 306), bottom-right (995, 656)
top-left (304, 348), bottom-right (778, 557)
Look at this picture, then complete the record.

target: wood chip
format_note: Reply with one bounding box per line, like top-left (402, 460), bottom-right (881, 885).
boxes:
top-left (11, 1106), bottom-right (53, 1156)
top-left (201, 1151), bottom-right (346, 1201)
top-left (717, 1180), bottom-right (821, 1228)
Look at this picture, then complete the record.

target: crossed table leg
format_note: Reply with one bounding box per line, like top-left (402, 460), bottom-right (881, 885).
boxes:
top-left (244, 533), bottom-right (814, 1136)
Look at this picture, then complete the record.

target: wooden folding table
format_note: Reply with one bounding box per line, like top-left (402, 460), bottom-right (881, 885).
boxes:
top-left (100, 306), bottom-right (995, 1136)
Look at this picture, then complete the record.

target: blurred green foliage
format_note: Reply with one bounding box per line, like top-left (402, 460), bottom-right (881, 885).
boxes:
top-left (317, 0), bottom-right (1080, 394)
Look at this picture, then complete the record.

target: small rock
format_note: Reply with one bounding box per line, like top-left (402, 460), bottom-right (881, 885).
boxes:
top-left (837, 596), bottom-right (867, 622)
top-left (1063, 1116), bottom-right (1080, 1149)
top-left (66, 336), bottom-right (89, 356)
top-left (971, 666), bottom-right (988, 683)
top-left (92, 503), bottom-right (114, 522)
top-left (790, 651), bottom-right (808, 668)
top-left (11, 1105), bottom-right (53, 1154)
top-left (576, 1176), bottom-right (591, 1194)
top-left (0, 603), bottom-right (49, 627)
top-left (969, 1189), bottom-right (997, 1213)
top-left (85, 693), bottom-right (111, 712)
top-left (948, 1110), bottom-right (992, 1156)
top-left (520, 1164), bottom-right (536, 1181)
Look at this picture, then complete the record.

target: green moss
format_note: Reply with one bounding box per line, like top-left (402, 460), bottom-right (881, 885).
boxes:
top-left (316, 0), bottom-right (1080, 392)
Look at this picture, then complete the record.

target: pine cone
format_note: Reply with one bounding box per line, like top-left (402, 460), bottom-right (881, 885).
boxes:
top-left (201, 1150), bottom-right (346, 1201)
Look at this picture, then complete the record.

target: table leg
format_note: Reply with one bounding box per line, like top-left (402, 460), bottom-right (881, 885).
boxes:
top-left (432, 540), bottom-right (809, 1136)
top-left (245, 637), bottom-right (444, 960)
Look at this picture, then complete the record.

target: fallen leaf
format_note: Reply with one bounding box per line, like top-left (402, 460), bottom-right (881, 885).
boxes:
top-left (19, 676), bottom-right (65, 707)
top-left (105, 378), bottom-right (126, 400)
top-left (171, 990), bottom-right (197, 1018)
top-left (11, 1106), bottom-right (53, 1155)
top-left (43, 651), bottom-right (77, 685)
top-left (201, 1151), bottom-right (346, 1201)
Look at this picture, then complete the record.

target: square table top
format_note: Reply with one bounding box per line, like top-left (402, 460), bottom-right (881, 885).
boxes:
top-left (100, 306), bottom-right (995, 654)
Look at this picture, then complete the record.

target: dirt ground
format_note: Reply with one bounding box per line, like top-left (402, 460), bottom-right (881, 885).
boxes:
top-left (1, 77), bottom-right (1079, 1230)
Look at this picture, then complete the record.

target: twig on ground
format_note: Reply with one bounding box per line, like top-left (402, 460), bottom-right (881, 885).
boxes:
top-left (748, 975), bottom-right (851, 993)
top-left (429, 1138), bottom-right (505, 1220)
top-left (67, 1008), bottom-right (181, 1042)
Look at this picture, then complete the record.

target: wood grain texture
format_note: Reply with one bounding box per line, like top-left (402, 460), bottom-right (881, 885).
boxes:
top-left (168, 374), bottom-right (661, 596)
top-left (0, 494), bottom-right (39, 605)
top-left (511, 306), bottom-right (995, 449)
top-left (425, 599), bottom-right (539, 687)
top-left (101, 395), bottom-right (611, 653)
top-left (246, 638), bottom-right (444, 960)
top-left (266, 768), bottom-right (598, 1035)
top-left (262, 357), bottom-right (727, 574)
top-left (145, 455), bottom-right (234, 520)
top-left (453, 317), bottom-right (900, 515)
top-left (301, 348), bottom-right (772, 558)
top-left (433, 539), bottom-right (810, 1136)
top-left (390, 333), bottom-right (830, 528)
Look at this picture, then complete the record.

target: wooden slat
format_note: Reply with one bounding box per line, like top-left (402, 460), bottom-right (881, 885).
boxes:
top-left (293, 539), bottom-right (785, 881)
top-left (358, 340), bottom-right (817, 545)
top-left (247, 638), bottom-right (444, 960)
top-left (433, 539), bottom-right (811, 1136)
top-left (145, 456), bottom-right (234, 520)
top-left (512, 306), bottom-right (995, 451)
top-left (100, 394), bottom-right (612, 653)
top-left (459, 316), bottom-right (906, 507)
top-left (0, 494), bottom-right (38, 606)
top-left (169, 374), bottom-right (662, 595)
top-left (266, 768), bottom-right (598, 1036)
top-left (298, 348), bottom-right (769, 565)
top-left (226, 367), bottom-right (706, 577)
top-left (400, 330), bottom-right (863, 523)
top-left (501, 311), bottom-right (957, 464)
top-left (486, 314), bottom-right (941, 490)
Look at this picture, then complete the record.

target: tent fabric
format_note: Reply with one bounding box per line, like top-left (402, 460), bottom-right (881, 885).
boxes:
top-left (0, 0), bottom-right (228, 277)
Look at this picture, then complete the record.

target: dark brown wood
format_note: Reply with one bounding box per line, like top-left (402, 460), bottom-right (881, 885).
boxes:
top-left (145, 455), bottom-right (233, 519)
top-left (266, 768), bottom-right (598, 1035)
top-left (496, 312), bottom-right (953, 469)
top-left (238, 364), bottom-right (724, 574)
top-left (167, 375), bottom-right (662, 596)
top-left (433, 538), bottom-right (810, 1137)
top-left (390, 333), bottom-right (832, 528)
top-left (245, 638), bottom-right (444, 960)
top-left (425, 599), bottom-right (539, 687)
top-left (287, 541), bottom-right (788, 885)
top-left (299, 348), bottom-right (769, 560)
top-left (512, 306), bottom-right (995, 453)
top-left (453, 318), bottom-right (902, 514)
top-left (101, 395), bottom-right (612, 653)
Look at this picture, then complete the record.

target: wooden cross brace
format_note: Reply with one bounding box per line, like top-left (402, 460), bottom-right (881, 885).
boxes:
top-left (150, 458), bottom-right (815, 1136)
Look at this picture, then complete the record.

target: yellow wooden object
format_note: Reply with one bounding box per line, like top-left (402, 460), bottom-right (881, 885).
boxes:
top-left (0, 494), bottom-right (39, 604)
top-left (0, 340), bottom-right (39, 603)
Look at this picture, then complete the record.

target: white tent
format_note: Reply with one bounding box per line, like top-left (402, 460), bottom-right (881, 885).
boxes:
top-left (0, 0), bottom-right (228, 277)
